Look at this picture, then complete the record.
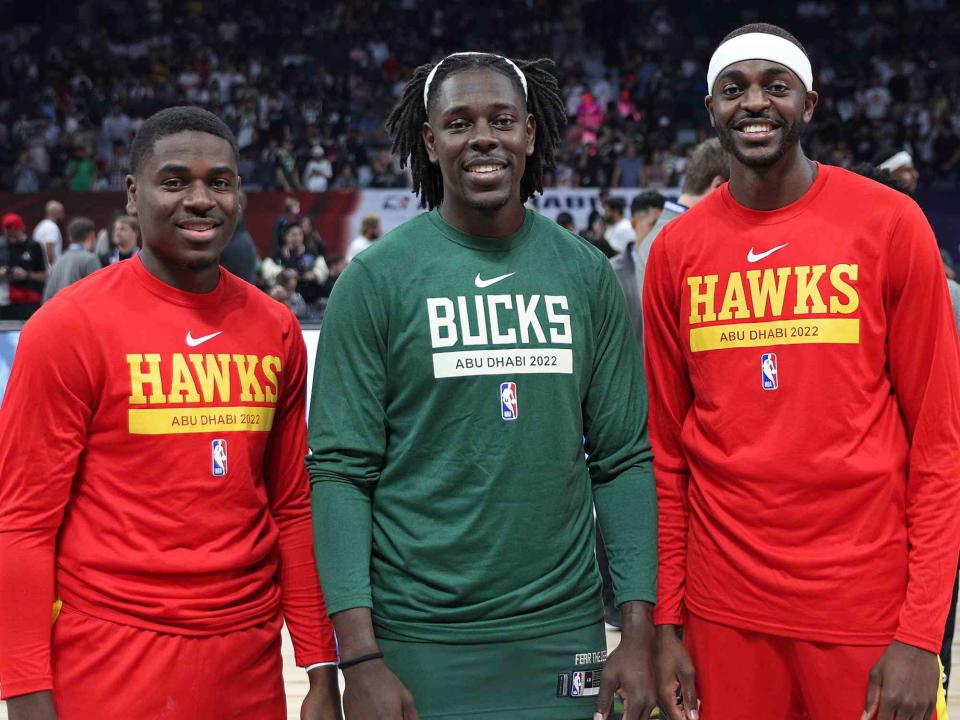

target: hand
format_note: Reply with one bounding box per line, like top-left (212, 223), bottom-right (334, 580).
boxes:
top-left (10, 266), bottom-right (27, 281)
top-left (595, 601), bottom-right (657, 720)
top-left (861, 640), bottom-right (939, 720)
top-left (341, 659), bottom-right (419, 720)
top-left (6, 690), bottom-right (58, 720)
top-left (655, 625), bottom-right (699, 720)
top-left (301, 665), bottom-right (342, 720)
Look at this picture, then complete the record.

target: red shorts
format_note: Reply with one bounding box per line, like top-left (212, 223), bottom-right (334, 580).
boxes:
top-left (51, 605), bottom-right (286, 720)
top-left (685, 613), bottom-right (947, 720)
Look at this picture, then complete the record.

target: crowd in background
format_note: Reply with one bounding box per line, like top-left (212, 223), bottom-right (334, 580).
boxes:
top-left (1, 0), bottom-right (959, 195)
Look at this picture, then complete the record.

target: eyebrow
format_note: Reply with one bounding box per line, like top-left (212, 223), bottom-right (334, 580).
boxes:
top-left (718, 65), bottom-right (796, 83)
top-left (155, 163), bottom-right (236, 176)
top-left (440, 101), bottom-right (520, 116)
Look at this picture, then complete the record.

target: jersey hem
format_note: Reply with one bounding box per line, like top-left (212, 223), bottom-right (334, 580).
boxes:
top-left (687, 601), bottom-right (897, 646)
top-left (0, 676), bottom-right (53, 700)
top-left (422, 702), bottom-right (596, 719)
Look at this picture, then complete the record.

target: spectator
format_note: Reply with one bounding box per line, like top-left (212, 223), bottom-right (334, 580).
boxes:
top-left (304, 146), bottom-right (333, 192)
top-left (299, 216), bottom-right (327, 259)
top-left (1, 213), bottom-right (46, 320)
top-left (580, 209), bottom-right (615, 257)
top-left (603, 196), bottom-right (634, 256)
top-left (317, 254), bottom-right (346, 300)
top-left (346, 215), bottom-right (381, 262)
top-left (555, 211), bottom-right (578, 234)
top-left (32, 200), bottom-right (65, 266)
top-left (275, 223), bottom-right (310, 272)
top-left (274, 139), bottom-right (302, 191)
top-left (100, 215), bottom-right (139, 266)
top-left (272, 196), bottom-right (300, 255)
top-left (43, 216), bottom-right (101, 302)
top-left (64, 146), bottom-right (97, 192)
top-left (612, 143), bottom-right (644, 187)
top-left (219, 192), bottom-right (259, 284)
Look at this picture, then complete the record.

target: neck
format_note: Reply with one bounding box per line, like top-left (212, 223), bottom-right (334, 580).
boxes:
top-left (675, 192), bottom-right (703, 208)
top-left (138, 247), bottom-right (220, 293)
top-left (439, 200), bottom-right (526, 238)
top-left (727, 145), bottom-right (817, 211)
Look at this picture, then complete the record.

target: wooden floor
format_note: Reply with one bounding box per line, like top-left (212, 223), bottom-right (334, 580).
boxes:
top-left (3, 623), bottom-right (960, 718)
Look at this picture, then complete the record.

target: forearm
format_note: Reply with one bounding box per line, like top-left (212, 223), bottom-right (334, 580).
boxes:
top-left (593, 465), bottom-right (657, 606)
top-left (6, 689), bottom-right (57, 720)
top-left (310, 478), bottom-right (374, 615)
top-left (276, 512), bottom-right (337, 665)
top-left (653, 466), bottom-right (689, 626)
top-left (0, 530), bottom-right (57, 699)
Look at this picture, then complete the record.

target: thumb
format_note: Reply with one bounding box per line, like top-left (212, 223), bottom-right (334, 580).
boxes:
top-left (861, 672), bottom-right (880, 720)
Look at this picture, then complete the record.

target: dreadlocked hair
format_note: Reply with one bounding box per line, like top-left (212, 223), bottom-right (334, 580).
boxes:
top-left (385, 54), bottom-right (566, 209)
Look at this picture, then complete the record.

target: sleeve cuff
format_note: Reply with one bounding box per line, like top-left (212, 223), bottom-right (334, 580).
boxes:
top-left (0, 676), bottom-right (54, 701)
top-left (893, 629), bottom-right (942, 655)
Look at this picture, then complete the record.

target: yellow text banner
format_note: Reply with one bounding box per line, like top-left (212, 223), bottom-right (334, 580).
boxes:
top-left (690, 318), bottom-right (860, 352)
top-left (128, 406), bottom-right (275, 435)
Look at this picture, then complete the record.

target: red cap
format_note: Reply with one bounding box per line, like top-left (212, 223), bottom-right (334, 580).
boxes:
top-left (2, 213), bottom-right (25, 231)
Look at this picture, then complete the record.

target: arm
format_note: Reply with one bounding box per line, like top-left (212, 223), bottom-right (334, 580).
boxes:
top-left (305, 261), bottom-right (418, 720)
top-left (862, 198), bottom-right (960, 719)
top-left (641, 232), bottom-right (700, 720)
top-left (262, 315), bottom-right (337, 669)
top-left (583, 262), bottom-right (657, 720)
top-left (0, 309), bottom-right (93, 704)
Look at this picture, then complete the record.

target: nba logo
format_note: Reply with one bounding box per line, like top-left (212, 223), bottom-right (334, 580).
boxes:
top-left (500, 382), bottom-right (518, 420)
top-left (761, 353), bottom-right (779, 390)
top-left (212, 439), bottom-right (228, 476)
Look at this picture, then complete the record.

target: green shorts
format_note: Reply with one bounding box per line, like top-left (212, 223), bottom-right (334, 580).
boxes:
top-left (378, 622), bottom-right (607, 720)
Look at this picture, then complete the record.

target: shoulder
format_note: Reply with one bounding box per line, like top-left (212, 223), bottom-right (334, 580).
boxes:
top-left (821, 165), bottom-right (913, 210)
top-left (530, 211), bottom-right (609, 263)
top-left (348, 212), bottom-right (431, 268)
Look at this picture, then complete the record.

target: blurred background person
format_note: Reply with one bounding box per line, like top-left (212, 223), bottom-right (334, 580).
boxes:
top-left (43, 216), bottom-right (101, 302)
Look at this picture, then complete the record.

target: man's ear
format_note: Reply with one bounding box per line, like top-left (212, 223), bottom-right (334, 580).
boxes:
top-left (125, 174), bottom-right (138, 216)
top-left (704, 95), bottom-right (716, 129)
top-left (525, 113), bottom-right (536, 156)
top-left (422, 122), bottom-right (439, 164)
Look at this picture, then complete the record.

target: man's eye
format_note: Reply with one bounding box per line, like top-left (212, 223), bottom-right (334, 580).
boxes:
top-left (494, 117), bottom-right (515, 128)
top-left (722, 85), bottom-right (741, 97)
top-left (211, 179), bottom-right (231, 189)
top-left (769, 83), bottom-right (789, 93)
top-left (448, 120), bottom-right (468, 131)
top-left (162, 179), bottom-right (184, 189)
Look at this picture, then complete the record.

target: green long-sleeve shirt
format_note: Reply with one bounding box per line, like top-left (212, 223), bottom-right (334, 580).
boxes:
top-left (307, 209), bottom-right (655, 643)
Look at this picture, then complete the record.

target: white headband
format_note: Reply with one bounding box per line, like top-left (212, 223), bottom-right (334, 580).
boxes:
top-left (707, 32), bottom-right (813, 93)
top-left (879, 151), bottom-right (913, 172)
top-left (423, 52), bottom-right (528, 111)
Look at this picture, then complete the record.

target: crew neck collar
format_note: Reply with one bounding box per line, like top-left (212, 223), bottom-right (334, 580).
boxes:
top-left (130, 254), bottom-right (230, 308)
top-left (427, 208), bottom-right (534, 252)
top-left (720, 163), bottom-right (831, 225)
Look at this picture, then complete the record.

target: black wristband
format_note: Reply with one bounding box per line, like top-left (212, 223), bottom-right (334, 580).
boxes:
top-left (337, 651), bottom-right (384, 670)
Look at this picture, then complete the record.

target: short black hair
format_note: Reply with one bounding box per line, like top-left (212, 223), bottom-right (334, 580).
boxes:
top-left (631, 190), bottom-right (665, 216)
top-left (385, 53), bottom-right (567, 209)
top-left (721, 23), bottom-right (807, 56)
top-left (606, 197), bottom-right (626, 215)
top-left (130, 106), bottom-right (239, 175)
top-left (67, 217), bottom-right (95, 244)
top-left (682, 138), bottom-right (730, 195)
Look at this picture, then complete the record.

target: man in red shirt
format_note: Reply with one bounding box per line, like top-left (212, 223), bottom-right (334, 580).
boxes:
top-left (645, 23), bottom-right (960, 720)
top-left (0, 107), bottom-right (340, 720)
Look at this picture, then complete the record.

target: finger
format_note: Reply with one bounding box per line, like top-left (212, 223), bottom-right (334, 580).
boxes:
top-left (876, 691), bottom-right (897, 720)
top-left (658, 681), bottom-right (685, 720)
top-left (679, 671), bottom-right (699, 720)
top-left (862, 673), bottom-right (881, 720)
top-left (622, 687), bottom-right (642, 720)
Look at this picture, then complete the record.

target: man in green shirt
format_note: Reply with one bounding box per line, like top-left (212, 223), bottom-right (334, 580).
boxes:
top-left (308, 52), bottom-right (658, 720)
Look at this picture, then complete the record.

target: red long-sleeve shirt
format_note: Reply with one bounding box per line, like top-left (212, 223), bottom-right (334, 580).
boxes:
top-left (643, 165), bottom-right (960, 653)
top-left (0, 258), bottom-right (336, 699)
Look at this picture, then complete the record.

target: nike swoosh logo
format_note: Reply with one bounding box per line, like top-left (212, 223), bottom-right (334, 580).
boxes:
top-left (186, 330), bottom-right (223, 347)
top-left (474, 272), bottom-right (516, 289)
top-left (747, 243), bottom-right (790, 263)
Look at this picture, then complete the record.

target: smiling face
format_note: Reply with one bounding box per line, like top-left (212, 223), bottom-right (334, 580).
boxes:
top-left (126, 130), bottom-right (239, 289)
top-left (706, 59), bottom-right (817, 170)
top-left (422, 67), bottom-right (535, 233)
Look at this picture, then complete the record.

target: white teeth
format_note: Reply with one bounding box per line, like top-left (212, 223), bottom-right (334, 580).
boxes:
top-left (469, 165), bottom-right (502, 174)
top-left (742, 124), bottom-right (774, 134)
